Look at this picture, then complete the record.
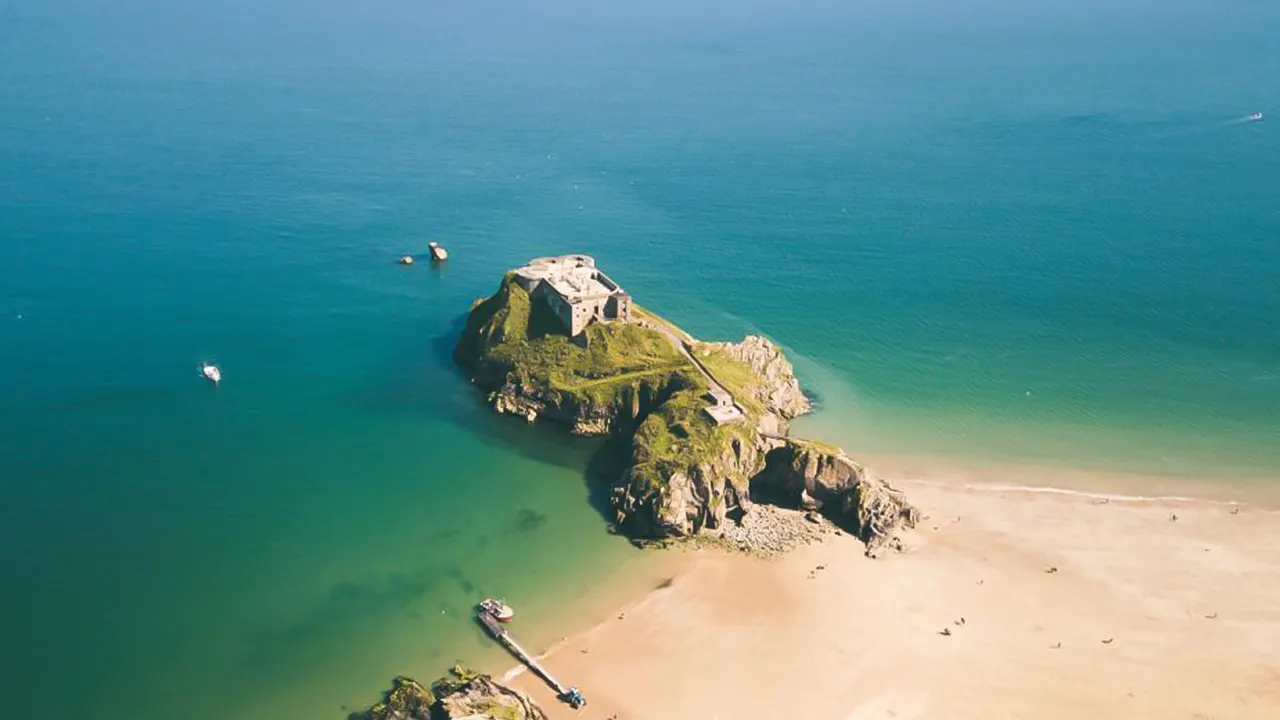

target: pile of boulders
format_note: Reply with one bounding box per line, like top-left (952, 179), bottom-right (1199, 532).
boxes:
top-left (712, 503), bottom-right (833, 558)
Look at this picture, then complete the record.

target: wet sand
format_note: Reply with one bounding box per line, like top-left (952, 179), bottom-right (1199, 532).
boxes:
top-left (505, 479), bottom-right (1280, 719)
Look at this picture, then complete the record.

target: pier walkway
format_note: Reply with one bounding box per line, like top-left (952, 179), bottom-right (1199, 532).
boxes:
top-left (477, 611), bottom-right (571, 699)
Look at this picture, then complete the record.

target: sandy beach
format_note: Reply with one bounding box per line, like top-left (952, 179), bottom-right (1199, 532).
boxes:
top-left (506, 478), bottom-right (1280, 719)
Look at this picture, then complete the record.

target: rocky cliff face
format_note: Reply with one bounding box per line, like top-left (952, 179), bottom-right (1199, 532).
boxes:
top-left (613, 429), bottom-right (764, 537)
top-left (608, 335), bottom-right (811, 539)
top-left (487, 376), bottom-right (626, 436)
top-left (754, 440), bottom-right (920, 557)
top-left (361, 671), bottom-right (547, 720)
top-left (700, 334), bottom-right (811, 418)
top-left (435, 674), bottom-right (547, 720)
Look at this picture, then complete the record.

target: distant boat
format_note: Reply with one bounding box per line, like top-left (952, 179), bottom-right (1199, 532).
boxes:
top-left (1248, 112), bottom-right (1263, 121)
top-left (429, 241), bottom-right (449, 262)
top-left (477, 597), bottom-right (514, 622)
top-left (201, 363), bottom-right (221, 386)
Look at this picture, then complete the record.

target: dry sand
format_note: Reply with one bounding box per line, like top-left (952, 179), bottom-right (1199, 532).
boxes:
top-left (506, 479), bottom-right (1280, 719)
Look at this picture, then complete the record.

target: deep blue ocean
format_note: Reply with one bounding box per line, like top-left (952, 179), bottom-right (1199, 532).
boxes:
top-left (2, 1), bottom-right (1278, 717)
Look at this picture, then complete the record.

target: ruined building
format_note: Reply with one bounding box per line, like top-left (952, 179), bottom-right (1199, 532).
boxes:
top-left (513, 255), bottom-right (633, 337)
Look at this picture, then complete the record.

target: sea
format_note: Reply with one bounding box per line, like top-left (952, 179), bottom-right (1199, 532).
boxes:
top-left (2, 0), bottom-right (1278, 717)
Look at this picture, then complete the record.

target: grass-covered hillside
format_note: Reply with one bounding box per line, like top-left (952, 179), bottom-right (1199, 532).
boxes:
top-left (456, 275), bottom-right (698, 412)
top-left (689, 344), bottom-right (770, 418)
top-left (456, 274), bottom-right (783, 535)
top-left (627, 387), bottom-right (758, 494)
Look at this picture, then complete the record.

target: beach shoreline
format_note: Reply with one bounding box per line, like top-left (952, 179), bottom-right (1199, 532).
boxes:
top-left (850, 451), bottom-right (1280, 507)
top-left (494, 470), bottom-right (1280, 719)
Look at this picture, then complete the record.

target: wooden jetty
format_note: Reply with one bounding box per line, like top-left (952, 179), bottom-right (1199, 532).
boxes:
top-left (477, 610), bottom-right (572, 699)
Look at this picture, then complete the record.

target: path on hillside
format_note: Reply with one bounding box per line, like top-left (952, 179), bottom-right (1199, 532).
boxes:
top-left (632, 317), bottom-right (741, 416)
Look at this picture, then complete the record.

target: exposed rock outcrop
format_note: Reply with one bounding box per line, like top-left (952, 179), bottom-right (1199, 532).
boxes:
top-left (360, 670), bottom-right (547, 720)
top-left (700, 335), bottom-right (811, 418)
top-left (613, 428), bottom-right (763, 537)
top-left (755, 439), bottom-right (920, 557)
top-left (435, 673), bottom-right (547, 720)
top-left (487, 377), bottom-right (626, 435)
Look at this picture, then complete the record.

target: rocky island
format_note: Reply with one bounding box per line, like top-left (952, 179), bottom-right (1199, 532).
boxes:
top-left (455, 255), bottom-right (918, 556)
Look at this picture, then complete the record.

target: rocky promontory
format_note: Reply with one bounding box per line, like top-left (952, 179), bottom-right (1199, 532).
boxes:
top-left (357, 668), bottom-right (547, 720)
top-left (455, 264), bottom-right (917, 555)
top-left (755, 439), bottom-right (921, 557)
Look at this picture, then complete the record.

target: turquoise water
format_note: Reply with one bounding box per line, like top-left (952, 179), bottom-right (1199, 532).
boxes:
top-left (3, 0), bottom-right (1279, 717)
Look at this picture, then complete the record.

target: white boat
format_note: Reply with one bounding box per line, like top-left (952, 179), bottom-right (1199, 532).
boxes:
top-left (201, 363), bottom-right (221, 386)
top-left (428, 241), bottom-right (449, 262)
top-left (1248, 112), bottom-right (1263, 121)
top-left (477, 597), bottom-right (515, 622)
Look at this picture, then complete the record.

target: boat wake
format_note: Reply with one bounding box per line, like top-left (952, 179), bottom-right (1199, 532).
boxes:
top-left (1218, 112), bottom-right (1264, 126)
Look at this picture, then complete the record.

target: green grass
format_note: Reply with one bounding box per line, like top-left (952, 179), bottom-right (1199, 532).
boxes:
top-left (691, 345), bottom-right (768, 418)
top-left (790, 437), bottom-right (844, 456)
top-left (564, 363), bottom-right (690, 390)
top-left (629, 386), bottom-right (756, 493)
top-left (458, 277), bottom-right (695, 409)
top-left (458, 277), bottom-right (757, 497)
top-left (470, 699), bottom-right (522, 720)
top-left (633, 305), bottom-right (694, 344)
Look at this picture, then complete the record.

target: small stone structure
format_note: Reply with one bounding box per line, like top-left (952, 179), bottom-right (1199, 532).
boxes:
top-left (702, 386), bottom-right (745, 425)
top-left (513, 255), bottom-right (632, 337)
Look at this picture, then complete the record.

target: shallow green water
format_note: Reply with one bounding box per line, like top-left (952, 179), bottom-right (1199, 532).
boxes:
top-left (2, 1), bottom-right (1279, 717)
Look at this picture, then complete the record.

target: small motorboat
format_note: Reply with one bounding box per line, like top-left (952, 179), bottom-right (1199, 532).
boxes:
top-left (398, 255), bottom-right (415, 265)
top-left (201, 363), bottom-right (221, 386)
top-left (477, 598), bottom-right (515, 622)
top-left (428, 241), bottom-right (449, 262)
top-left (1248, 112), bottom-right (1263, 122)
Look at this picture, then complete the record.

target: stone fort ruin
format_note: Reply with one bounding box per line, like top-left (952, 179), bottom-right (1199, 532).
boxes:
top-left (513, 255), bottom-right (633, 337)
